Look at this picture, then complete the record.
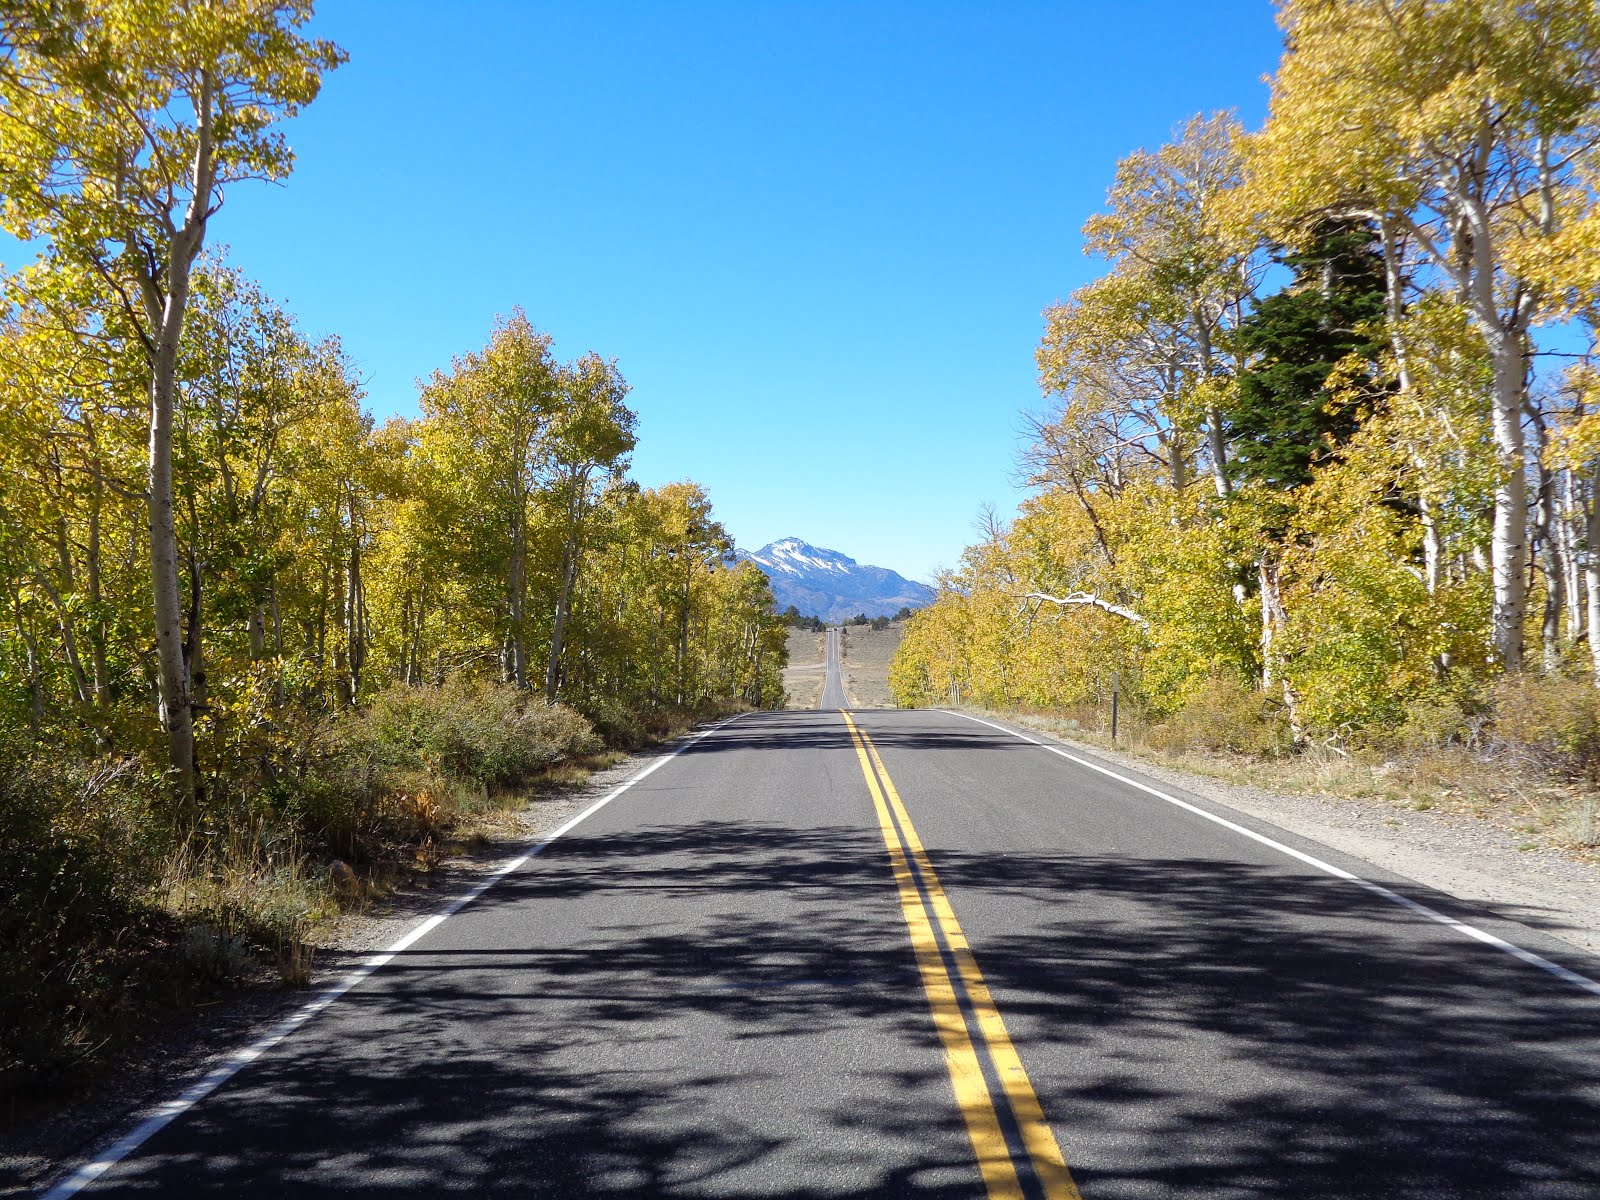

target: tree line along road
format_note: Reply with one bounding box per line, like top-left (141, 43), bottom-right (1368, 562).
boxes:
top-left (41, 667), bottom-right (1600, 1198)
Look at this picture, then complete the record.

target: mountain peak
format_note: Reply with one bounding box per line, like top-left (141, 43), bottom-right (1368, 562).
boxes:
top-left (756, 538), bottom-right (856, 575)
top-left (742, 539), bottom-right (934, 623)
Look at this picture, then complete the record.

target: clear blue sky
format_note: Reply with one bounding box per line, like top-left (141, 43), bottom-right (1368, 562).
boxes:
top-left (214, 1), bottom-right (1286, 582)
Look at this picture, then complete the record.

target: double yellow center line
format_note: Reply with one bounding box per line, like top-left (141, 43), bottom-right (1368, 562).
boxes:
top-left (841, 711), bottom-right (1081, 1200)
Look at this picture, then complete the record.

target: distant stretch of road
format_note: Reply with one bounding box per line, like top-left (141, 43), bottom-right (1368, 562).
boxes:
top-left (818, 626), bottom-right (849, 710)
top-left (46, 706), bottom-right (1600, 1197)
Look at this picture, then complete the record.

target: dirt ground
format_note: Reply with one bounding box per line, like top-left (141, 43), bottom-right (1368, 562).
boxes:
top-left (782, 627), bottom-right (825, 709)
top-left (840, 621), bottom-right (905, 708)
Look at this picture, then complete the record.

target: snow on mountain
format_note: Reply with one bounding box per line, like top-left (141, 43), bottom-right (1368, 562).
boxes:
top-left (755, 538), bottom-right (855, 576)
top-left (739, 538), bottom-right (936, 623)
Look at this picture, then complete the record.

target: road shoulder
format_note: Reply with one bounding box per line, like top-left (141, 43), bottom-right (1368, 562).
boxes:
top-left (958, 710), bottom-right (1600, 960)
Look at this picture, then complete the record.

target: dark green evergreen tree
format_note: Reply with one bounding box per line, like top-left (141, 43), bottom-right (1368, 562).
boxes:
top-left (1227, 217), bottom-right (1389, 492)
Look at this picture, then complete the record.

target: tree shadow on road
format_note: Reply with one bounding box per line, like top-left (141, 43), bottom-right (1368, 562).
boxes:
top-left (88, 805), bottom-right (1600, 1199)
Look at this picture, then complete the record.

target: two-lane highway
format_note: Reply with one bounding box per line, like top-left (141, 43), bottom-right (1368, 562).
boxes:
top-left (45, 683), bottom-right (1600, 1196)
top-left (819, 627), bottom-right (849, 711)
top-left (849, 708), bottom-right (1600, 1198)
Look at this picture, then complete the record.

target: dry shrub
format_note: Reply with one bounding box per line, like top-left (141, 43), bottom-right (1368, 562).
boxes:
top-left (1557, 794), bottom-right (1600, 849)
top-left (0, 750), bottom-right (172, 1097)
top-left (1490, 673), bottom-right (1600, 779)
top-left (1388, 688), bottom-right (1487, 751)
top-left (266, 679), bottom-right (602, 862)
top-left (1146, 675), bottom-right (1293, 757)
top-left (342, 677), bottom-right (600, 789)
top-left (4, 678), bottom-right (620, 1102)
top-left (578, 694), bottom-right (647, 749)
top-left (633, 702), bottom-right (741, 743)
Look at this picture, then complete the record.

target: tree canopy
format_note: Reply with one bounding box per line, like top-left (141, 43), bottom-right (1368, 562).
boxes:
top-left (895, 0), bottom-right (1600, 742)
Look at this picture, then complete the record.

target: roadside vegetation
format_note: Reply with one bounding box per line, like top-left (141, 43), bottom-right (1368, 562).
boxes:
top-left (779, 607), bottom-right (827, 632)
top-left (842, 620), bottom-right (908, 708)
top-left (0, 3), bottom-right (784, 1108)
top-left (891, 0), bottom-right (1600, 857)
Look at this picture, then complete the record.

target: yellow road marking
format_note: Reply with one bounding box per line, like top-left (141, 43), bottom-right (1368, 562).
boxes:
top-left (844, 711), bottom-right (1082, 1200)
top-left (844, 714), bottom-right (1024, 1199)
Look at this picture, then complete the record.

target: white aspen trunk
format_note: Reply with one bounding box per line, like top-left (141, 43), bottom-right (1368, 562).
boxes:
top-left (1419, 488), bottom-right (1443, 596)
top-left (87, 475), bottom-right (110, 706)
top-left (1562, 469), bottom-right (1583, 643)
top-left (1169, 428), bottom-right (1189, 493)
top-left (1484, 321), bottom-right (1529, 672)
top-left (545, 551), bottom-right (580, 704)
top-left (1377, 217), bottom-right (1446, 606)
top-left (331, 530), bottom-right (350, 708)
top-left (249, 603), bottom-right (267, 660)
top-left (149, 288), bottom-right (198, 801)
top-left (1587, 464), bottom-right (1600, 687)
top-left (1378, 217), bottom-right (1414, 393)
top-left (544, 480), bottom-right (587, 704)
top-left (1257, 559), bottom-right (1304, 740)
top-left (506, 505), bottom-right (529, 689)
top-left (1535, 453), bottom-right (1564, 672)
top-left (1455, 119), bottom-right (1530, 672)
top-left (145, 70), bottom-right (216, 809)
top-left (1259, 561), bottom-right (1278, 693)
top-left (348, 530), bottom-right (364, 699)
top-left (678, 567), bottom-right (692, 707)
top-left (1206, 409), bottom-right (1231, 499)
top-left (1192, 312), bottom-right (1231, 498)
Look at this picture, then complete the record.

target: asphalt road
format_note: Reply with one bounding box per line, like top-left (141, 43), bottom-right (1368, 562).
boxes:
top-left (818, 628), bottom-right (848, 710)
top-left (46, 706), bottom-right (1600, 1198)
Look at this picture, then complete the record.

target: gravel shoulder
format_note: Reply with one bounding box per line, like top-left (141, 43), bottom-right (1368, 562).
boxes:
top-left (0, 742), bottom-right (681, 1197)
top-left (997, 713), bottom-right (1600, 959)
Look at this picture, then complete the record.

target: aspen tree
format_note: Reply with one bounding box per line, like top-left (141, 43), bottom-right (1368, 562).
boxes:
top-left (1081, 112), bottom-right (1258, 499)
top-left (0, 0), bottom-right (343, 801)
top-left (1250, 0), bottom-right (1600, 670)
top-left (542, 353), bottom-right (635, 703)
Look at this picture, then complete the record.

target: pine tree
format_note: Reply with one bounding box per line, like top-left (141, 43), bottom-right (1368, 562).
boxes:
top-left (1227, 217), bottom-right (1389, 493)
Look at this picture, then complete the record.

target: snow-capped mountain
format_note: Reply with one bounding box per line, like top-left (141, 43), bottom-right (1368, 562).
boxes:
top-left (740, 537), bottom-right (935, 623)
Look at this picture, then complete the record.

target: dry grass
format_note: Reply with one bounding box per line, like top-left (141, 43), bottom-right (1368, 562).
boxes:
top-left (162, 733), bottom-right (663, 989)
top-left (154, 778), bottom-right (547, 995)
top-left (840, 622), bottom-right (905, 709)
top-left (445, 748), bottom-right (628, 846)
top-left (161, 829), bottom-right (328, 990)
top-left (784, 628), bottom-right (826, 709)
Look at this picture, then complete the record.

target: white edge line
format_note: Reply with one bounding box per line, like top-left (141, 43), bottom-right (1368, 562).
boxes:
top-left (40, 713), bottom-right (748, 1199)
top-left (941, 708), bottom-right (1600, 1000)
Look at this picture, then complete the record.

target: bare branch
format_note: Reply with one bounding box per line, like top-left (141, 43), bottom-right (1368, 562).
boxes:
top-left (1022, 590), bottom-right (1150, 629)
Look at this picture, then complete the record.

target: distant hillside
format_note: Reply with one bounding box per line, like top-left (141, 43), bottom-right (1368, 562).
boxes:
top-left (740, 537), bottom-right (935, 624)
